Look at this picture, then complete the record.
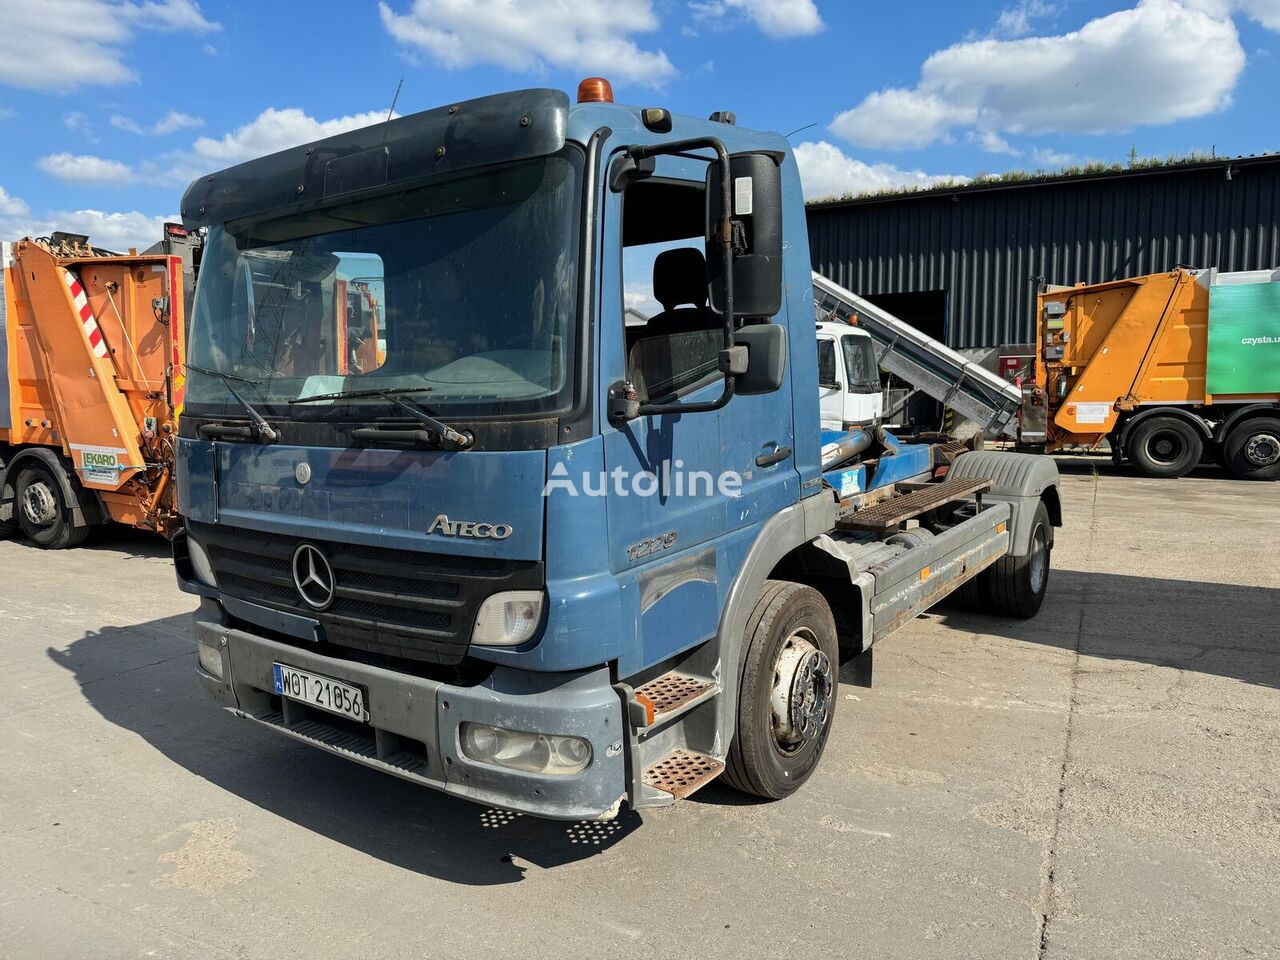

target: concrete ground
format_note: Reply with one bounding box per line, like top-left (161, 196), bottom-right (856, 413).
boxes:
top-left (1, 458), bottom-right (1277, 960)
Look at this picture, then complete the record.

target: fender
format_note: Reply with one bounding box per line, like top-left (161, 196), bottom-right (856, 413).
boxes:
top-left (0, 447), bottom-right (104, 528)
top-left (1217, 402), bottom-right (1280, 442)
top-left (1115, 406), bottom-right (1214, 447)
top-left (710, 492), bottom-right (834, 755)
top-left (949, 450), bottom-right (1061, 557)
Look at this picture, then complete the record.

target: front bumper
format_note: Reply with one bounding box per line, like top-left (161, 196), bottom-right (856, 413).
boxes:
top-left (193, 617), bottom-right (627, 821)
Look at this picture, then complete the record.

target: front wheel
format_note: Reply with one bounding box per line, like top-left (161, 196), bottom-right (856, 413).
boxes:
top-left (1222, 417), bottom-right (1280, 481)
top-left (15, 463), bottom-right (89, 549)
top-left (722, 581), bottom-right (839, 800)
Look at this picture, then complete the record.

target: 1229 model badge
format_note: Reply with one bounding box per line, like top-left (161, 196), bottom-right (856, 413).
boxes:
top-left (627, 531), bottom-right (677, 561)
top-left (427, 514), bottom-right (514, 540)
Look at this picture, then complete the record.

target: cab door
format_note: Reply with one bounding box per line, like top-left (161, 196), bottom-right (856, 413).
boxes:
top-left (597, 152), bottom-right (799, 669)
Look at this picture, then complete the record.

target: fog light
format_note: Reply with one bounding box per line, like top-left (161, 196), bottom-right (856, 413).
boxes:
top-left (197, 637), bottom-right (225, 679)
top-left (459, 722), bottom-right (591, 776)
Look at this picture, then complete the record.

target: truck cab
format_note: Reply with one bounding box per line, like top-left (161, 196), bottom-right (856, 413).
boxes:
top-left (174, 81), bottom-right (1060, 821)
top-left (816, 320), bottom-right (882, 431)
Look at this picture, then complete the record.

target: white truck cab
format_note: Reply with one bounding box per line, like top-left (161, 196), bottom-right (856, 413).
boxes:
top-left (817, 321), bottom-right (883, 430)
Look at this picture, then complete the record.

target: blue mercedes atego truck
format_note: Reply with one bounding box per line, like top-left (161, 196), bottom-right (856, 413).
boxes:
top-left (173, 81), bottom-right (1061, 820)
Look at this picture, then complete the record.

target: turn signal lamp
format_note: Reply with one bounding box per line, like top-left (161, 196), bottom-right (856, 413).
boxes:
top-left (577, 77), bottom-right (614, 103)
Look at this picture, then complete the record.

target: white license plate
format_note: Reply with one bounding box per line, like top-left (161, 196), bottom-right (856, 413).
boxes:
top-left (272, 663), bottom-right (368, 724)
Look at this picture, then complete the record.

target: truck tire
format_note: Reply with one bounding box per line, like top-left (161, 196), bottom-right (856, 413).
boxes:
top-left (15, 463), bottom-right (89, 549)
top-left (986, 500), bottom-right (1052, 618)
top-left (1126, 416), bottom-right (1202, 478)
top-left (1222, 417), bottom-right (1280, 481)
top-left (722, 580), bottom-right (838, 800)
top-left (0, 470), bottom-right (15, 540)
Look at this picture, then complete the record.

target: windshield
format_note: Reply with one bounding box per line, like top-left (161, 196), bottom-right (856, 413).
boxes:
top-left (186, 147), bottom-right (583, 419)
top-left (842, 335), bottom-right (880, 393)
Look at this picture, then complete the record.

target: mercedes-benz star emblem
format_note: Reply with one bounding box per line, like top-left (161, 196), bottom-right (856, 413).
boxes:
top-left (295, 462), bottom-right (311, 485)
top-left (291, 544), bottom-right (335, 610)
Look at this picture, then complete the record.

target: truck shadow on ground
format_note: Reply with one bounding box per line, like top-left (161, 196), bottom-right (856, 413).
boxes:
top-left (47, 614), bottom-right (641, 886)
top-left (1, 525), bottom-right (172, 561)
top-left (46, 567), bottom-right (1278, 879)
top-left (935, 568), bottom-right (1280, 690)
top-left (1051, 456), bottom-right (1246, 483)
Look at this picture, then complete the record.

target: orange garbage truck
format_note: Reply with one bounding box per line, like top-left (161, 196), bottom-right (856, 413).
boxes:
top-left (1021, 267), bottom-right (1280, 480)
top-left (1, 234), bottom-right (187, 547)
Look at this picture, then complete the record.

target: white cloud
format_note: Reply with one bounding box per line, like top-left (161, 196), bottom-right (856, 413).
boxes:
top-left (993, 0), bottom-right (1058, 38)
top-left (832, 89), bottom-right (964, 150)
top-left (378, 0), bottom-right (676, 85)
top-left (186, 107), bottom-right (393, 168)
top-left (794, 141), bottom-right (966, 201)
top-left (63, 111), bottom-right (99, 142)
top-left (111, 110), bottom-right (204, 135)
top-left (0, 183), bottom-right (173, 251)
top-left (60, 106), bottom-right (396, 187)
top-left (831, 0), bottom-right (1247, 150)
top-left (1031, 146), bottom-right (1076, 166)
top-left (36, 152), bottom-right (137, 185)
top-left (1190, 0), bottom-right (1280, 30)
top-left (0, 185), bottom-right (30, 217)
top-left (689, 0), bottom-right (824, 38)
top-left (968, 129), bottom-right (1020, 155)
top-left (0, 0), bottom-right (219, 93)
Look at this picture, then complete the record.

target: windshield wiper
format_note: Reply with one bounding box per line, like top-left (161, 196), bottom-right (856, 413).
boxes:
top-left (186, 362), bottom-right (278, 443)
top-left (292, 386), bottom-right (472, 450)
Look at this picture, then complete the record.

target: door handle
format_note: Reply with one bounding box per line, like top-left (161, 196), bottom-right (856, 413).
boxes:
top-left (755, 444), bottom-right (792, 468)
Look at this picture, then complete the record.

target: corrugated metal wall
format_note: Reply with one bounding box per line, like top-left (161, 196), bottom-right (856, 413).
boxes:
top-left (806, 157), bottom-right (1280, 349)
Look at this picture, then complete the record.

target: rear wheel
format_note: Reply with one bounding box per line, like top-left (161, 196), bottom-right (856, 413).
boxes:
top-left (1126, 416), bottom-right (1203, 478)
top-left (1223, 417), bottom-right (1280, 481)
top-left (958, 501), bottom-right (1052, 618)
top-left (723, 581), bottom-right (839, 800)
top-left (15, 463), bottom-right (89, 549)
top-left (987, 501), bottom-right (1051, 618)
top-left (0, 466), bottom-right (16, 540)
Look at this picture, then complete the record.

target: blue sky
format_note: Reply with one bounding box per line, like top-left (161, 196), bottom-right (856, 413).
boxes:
top-left (1, 0), bottom-right (1277, 250)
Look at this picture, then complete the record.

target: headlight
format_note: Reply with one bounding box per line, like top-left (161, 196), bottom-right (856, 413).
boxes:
top-left (187, 535), bottom-right (217, 587)
top-left (459, 722), bottom-right (591, 776)
top-left (471, 590), bottom-right (544, 647)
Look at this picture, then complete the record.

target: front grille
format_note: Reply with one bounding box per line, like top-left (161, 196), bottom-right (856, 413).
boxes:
top-left (189, 521), bottom-right (543, 665)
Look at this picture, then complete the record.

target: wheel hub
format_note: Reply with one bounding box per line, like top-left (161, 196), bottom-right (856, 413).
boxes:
top-left (1150, 433), bottom-right (1183, 463)
top-left (770, 631), bottom-right (833, 748)
top-left (21, 481), bottom-right (58, 526)
top-left (1244, 432), bottom-right (1280, 467)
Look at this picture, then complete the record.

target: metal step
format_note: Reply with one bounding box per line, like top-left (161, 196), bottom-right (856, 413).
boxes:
top-left (839, 477), bottom-right (992, 532)
top-left (642, 749), bottom-right (725, 800)
top-left (632, 672), bottom-right (718, 726)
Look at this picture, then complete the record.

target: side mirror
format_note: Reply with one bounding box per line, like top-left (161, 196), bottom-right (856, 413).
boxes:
top-left (734, 323), bottom-right (787, 395)
top-left (706, 152), bottom-right (783, 319)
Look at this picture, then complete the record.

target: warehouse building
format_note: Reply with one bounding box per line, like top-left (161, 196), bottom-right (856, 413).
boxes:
top-left (806, 153), bottom-right (1280, 353)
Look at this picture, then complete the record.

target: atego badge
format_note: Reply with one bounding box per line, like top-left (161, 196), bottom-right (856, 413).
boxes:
top-left (427, 514), bottom-right (514, 540)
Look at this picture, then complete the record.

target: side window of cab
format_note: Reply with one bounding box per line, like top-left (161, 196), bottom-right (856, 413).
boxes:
top-left (619, 178), bottom-right (721, 403)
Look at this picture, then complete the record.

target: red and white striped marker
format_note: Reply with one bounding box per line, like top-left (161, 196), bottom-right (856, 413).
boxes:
top-left (62, 268), bottom-right (110, 360)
